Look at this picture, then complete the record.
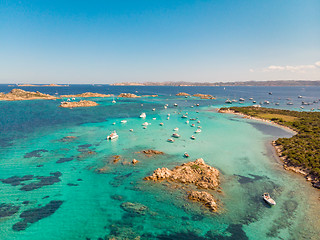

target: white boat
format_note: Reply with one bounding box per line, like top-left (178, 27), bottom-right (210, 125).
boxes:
top-left (249, 97), bottom-right (253, 100)
top-left (107, 131), bottom-right (118, 140)
top-left (152, 118), bottom-right (156, 120)
top-left (167, 138), bottom-right (174, 143)
top-left (298, 95), bottom-right (302, 98)
top-left (164, 106), bottom-right (167, 109)
top-left (167, 117), bottom-right (170, 120)
top-left (172, 133), bottom-right (180, 138)
top-left (72, 97), bottom-right (75, 100)
top-left (121, 120), bottom-right (127, 123)
top-left (181, 115), bottom-right (188, 118)
top-left (152, 108), bottom-right (156, 111)
top-left (112, 97), bottom-right (116, 103)
top-left (263, 193), bottom-right (276, 205)
top-left (196, 104), bottom-right (199, 106)
top-left (167, 114), bottom-right (170, 116)
top-left (190, 135), bottom-right (196, 140)
top-left (195, 129), bottom-right (201, 133)
top-left (264, 101), bottom-right (270, 104)
top-left (173, 128), bottom-right (179, 131)
top-left (225, 99), bottom-right (232, 104)
top-left (142, 122), bottom-right (149, 126)
top-left (197, 126), bottom-right (202, 129)
top-left (140, 113), bottom-right (146, 118)
top-left (159, 122), bottom-right (164, 126)
top-left (190, 106), bottom-right (194, 108)
top-left (129, 129), bottom-right (133, 132)
top-left (184, 152), bottom-right (189, 158)
top-left (186, 120), bottom-right (189, 124)
top-left (143, 126), bottom-right (147, 129)
top-left (112, 122), bottom-right (116, 125)
top-left (197, 120), bottom-right (200, 123)
top-left (174, 103), bottom-right (178, 107)
top-left (191, 124), bottom-right (195, 127)
top-left (239, 98), bottom-right (245, 101)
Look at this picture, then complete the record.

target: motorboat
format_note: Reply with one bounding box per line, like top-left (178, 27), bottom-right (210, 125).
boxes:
top-left (181, 115), bottom-right (188, 118)
top-left (197, 126), bottom-right (202, 128)
top-left (190, 135), bottom-right (196, 140)
top-left (191, 124), bottom-right (195, 127)
top-left (190, 106), bottom-right (194, 108)
top-left (173, 128), bottom-right (179, 131)
top-left (121, 120), bottom-right (127, 123)
top-left (186, 120), bottom-right (189, 124)
top-left (129, 129), bottom-right (133, 132)
top-left (197, 120), bottom-right (200, 123)
top-left (112, 97), bottom-right (116, 103)
top-left (225, 99), bottom-right (232, 104)
top-left (107, 131), bottom-right (118, 140)
top-left (164, 105), bottom-right (167, 109)
top-left (184, 152), bottom-right (189, 158)
top-left (195, 129), bottom-right (201, 133)
top-left (172, 133), bottom-right (180, 138)
top-left (160, 122), bottom-right (164, 126)
top-left (298, 95), bottom-right (302, 98)
top-left (140, 113), bottom-right (146, 118)
top-left (287, 102), bottom-right (293, 105)
top-left (275, 103), bottom-right (280, 106)
top-left (269, 92), bottom-right (272, 95)
top-left (262, 193), bottom-right (276, 205)
top-left (152, 118), bottom-right (156, 120)
top-left (253, 101), bottom-right (256, 103)
top-left (167, 114), bottom-right (170, 116)
top-left (167, 138), bottom-right (174, 143)
top-left (174, 103), bottom-right (178, 107)
top-left (112, 122), bottom-right (116, 125)
top-left (152, 108), bottom-right (156, 111)
top-left (196, 104), bottom-right (199, 106)
top-left (249, 98), bottom-right (253, 100)
top-left (167, 117), bottom-right (170, 120)
top-left (142, 122), bottom-right (149, 126)
top-left (264, 101), bottom-right (270, 104)
top-left (239, 98), bottom-right (245, 101)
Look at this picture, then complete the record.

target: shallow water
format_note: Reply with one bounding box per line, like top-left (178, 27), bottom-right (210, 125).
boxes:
top-left (0, 88), bottom-right (320, 240)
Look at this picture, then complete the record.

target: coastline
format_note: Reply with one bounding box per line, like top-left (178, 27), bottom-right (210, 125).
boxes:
top-left (218, 108), bottom-right (320, 190)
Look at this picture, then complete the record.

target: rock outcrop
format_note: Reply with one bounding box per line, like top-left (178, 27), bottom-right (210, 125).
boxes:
top-left (0, 89), bottom-right (57, 101)
top-left (142, 95), bottom-right (158, 97)
top-left (118, 93), bottom-right (140, 98)
top-left (140, 149), bottom-right (164, 156)
top-left (193, 94), bottom-right (215, 99)
top-left (176, 92), bottom-right (190, 96)
top-left (188, 191), bottom-right (218, 212)
top-left (144, 158), bottom-right (221, 212)
top-left (59, 100), bottom-right (98, 108)
top-left (144, 158), bottom-right (219, 190)
top-left (60, 92), bottom-right (112, 98)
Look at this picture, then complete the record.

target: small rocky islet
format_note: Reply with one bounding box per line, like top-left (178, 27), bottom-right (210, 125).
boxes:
top-left (144, 158), bottom-right (221, 212)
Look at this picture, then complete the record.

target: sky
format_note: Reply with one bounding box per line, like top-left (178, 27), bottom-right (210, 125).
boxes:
top-left (0, 0), bottom-right (319, 84)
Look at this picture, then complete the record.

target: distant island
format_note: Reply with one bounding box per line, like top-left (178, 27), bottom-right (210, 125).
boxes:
top-left (16, 84), bottom-right (69, 87)
top-left (0, 89), bottom-right (57, 101)
top-left (111, 80), bottom-right (320, 87)
top-left (219, 106), bottom-right (320, 189)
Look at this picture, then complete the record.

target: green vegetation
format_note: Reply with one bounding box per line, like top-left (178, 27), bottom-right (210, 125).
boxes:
top-left (221, 107), bottom-right (320, 178)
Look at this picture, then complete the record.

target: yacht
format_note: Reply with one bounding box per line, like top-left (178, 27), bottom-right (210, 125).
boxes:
top-left (121, 120), bottom-right (127, 123)
top-left (262, 193), bottom-right (276, 205)
top-left (172, 133), bottom-right (180, 138)
top-left (181, 115), bottom-right (188, 118)
top-left (167, 138), bottom-right (174, 143)
top-left (190, 135), bottom-right (196, 140)
top-left (249, 97), bottom-right (253, 100)
top-left (140, 113), bottom-right (146, 118)
top-left (112, 97), bottom-right (116, 103)
top-left (142, 122), bottom-right (149, 126)
top-left (173, 128), bottom-right (179, 131)
top-left (164, 105), bottom-right (167, 109)
top-left (239, 98), bottom-right (245, 101)
top-left (195, 129), bottom-right (201, 133)
top-left (264, 101), bottom-right (270, 104)
top-left (152, 108), bottom-right (156, 111)
top-left (225, 99), bottom-right (232, 104)
top-left (174, 103), bottom-right (178, 107)
top-left (253, 101), bottom-right (256, 103)
top-left (287, 102), bottom-right (293, 105)
top-left (107, 131), bottom-right (118, 140)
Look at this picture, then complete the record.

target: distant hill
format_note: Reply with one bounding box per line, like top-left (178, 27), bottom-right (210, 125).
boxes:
top-left (111, 80), bottom-right (320, 87)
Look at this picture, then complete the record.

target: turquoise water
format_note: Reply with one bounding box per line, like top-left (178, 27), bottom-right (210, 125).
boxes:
top-left (1, 94), bottom-right (320, 240)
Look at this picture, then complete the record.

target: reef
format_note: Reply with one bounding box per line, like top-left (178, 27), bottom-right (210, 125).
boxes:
top-left (0, 89), bottom-right (57, 101)
top-left (12, 200), bottom-right (63, 231)
top-left (144, 158), bottom-right (221, 211)
top-left (0, 172), bottom-right (62, 191)
top-left (24, 149), bottom-right (48, 158)
top-left (60, 92), bottom-right (112, 98)
top-left (120, 202), bottom-right (148, 215)
top-left (118, 93), bottom-right (140, 98)
top-left (56, 157), bottom-right (73, 163)
top-left (193, 94), bottom-right (215, 99)
top-left (138, 149), bottom-right (164, 156)
top-left (141, 95), bottom-right (158, 97)
top-left (0, 203), bottom-right (20, 218)
top-left (59, 100), bottom-right (98, 108)
top-left (58, 136), bottom-right (78, 142)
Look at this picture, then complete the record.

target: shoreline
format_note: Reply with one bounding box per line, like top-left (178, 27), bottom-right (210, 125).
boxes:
top-left (218, 108), bottom-right (320, 190)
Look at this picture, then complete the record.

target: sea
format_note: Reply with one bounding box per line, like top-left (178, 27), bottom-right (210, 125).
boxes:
top-left (0, 85), bottom-right (319, 240)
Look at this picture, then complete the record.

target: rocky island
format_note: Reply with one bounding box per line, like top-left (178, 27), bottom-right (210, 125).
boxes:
top-left (0, 89), bottom-right (57, 101)
top-left (193, 93), bottom-right (215, 99)
top-left (59, 100), bottom-right (98, 108)
top-left (144, 158), bottom-right (221, 211)
top-left (176, 92), bottom-right (190, 96)
top-left (60, 92), bottom-right (112, 98)
top-left (118, 93), bottom-right (140, 98)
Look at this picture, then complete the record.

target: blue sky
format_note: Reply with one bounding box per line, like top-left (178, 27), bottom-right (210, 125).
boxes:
top-left (0, 0), bottom-right (319, 83)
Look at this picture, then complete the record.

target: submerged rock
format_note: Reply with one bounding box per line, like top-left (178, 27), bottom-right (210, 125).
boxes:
top-left (12, 200), bottom-right (63, 231)
top-left (0, 203), bottom-right (20, 218)
top-left (24, 149), bottom-right (48, 158)
top-left (58, 136), bottom-right (78, 142)
top-left (120, 202), bottom-right (148, 215)
top-left (139, 149), bottom-right (164, 156)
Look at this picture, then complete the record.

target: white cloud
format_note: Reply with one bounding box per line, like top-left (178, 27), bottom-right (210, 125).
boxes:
top-left (262, 61), bottom-right (319, 73)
